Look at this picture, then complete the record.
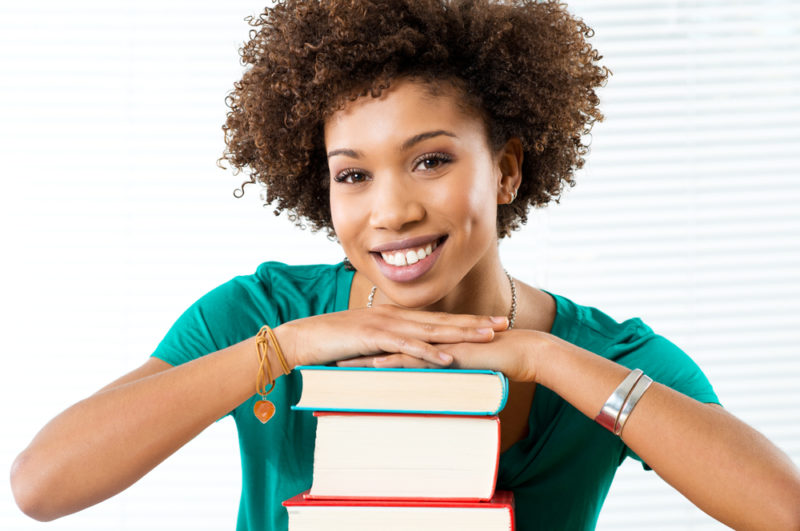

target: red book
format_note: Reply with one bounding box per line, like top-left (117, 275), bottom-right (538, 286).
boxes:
top-left (283, 490), bottom-right (515, 531)
top-left (307, 411), bottom-right (500, 501)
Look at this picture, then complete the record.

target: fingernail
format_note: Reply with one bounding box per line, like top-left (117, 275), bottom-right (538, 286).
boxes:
top-left (373, 357), bottom-right (386, 363)
top-left (439, 352), bottom-right (453, 363)
top-left (477, 327), bottom-right (493, 335)
top-left (490, 316), bottom-right (508, 325)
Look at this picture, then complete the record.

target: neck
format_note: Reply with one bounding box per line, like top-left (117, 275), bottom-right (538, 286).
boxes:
top-left (430, 257), bottom-right (512, 318)
top-left (363, 249), bottom-right (514, 319)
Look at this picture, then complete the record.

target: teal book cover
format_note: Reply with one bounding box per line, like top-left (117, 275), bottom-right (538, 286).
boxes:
top-left (292, 365), bottom-right (509, 416)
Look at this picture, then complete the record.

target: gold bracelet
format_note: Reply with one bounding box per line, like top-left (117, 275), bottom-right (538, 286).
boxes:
top-left (253, 325), bottom-right (290, 424)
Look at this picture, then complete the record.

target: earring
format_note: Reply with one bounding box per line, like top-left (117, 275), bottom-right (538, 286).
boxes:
top-left (508, 190), bottom-right (517, 204)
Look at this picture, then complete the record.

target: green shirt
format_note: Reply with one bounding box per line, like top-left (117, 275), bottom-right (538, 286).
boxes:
top-left (152, 261), bottom-right (719, 530)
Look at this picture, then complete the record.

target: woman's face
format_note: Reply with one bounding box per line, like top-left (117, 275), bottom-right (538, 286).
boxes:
top-left (325, 78), bottom-right (511, 309)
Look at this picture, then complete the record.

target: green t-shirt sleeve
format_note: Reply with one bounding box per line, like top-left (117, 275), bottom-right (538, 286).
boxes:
top-left (604, 320), bottom-right (721, 469)
top-left (150, 273), bottom-right (276, 368)
top-left (148, 269), bottom-right (285, 422)
top-left (149, 260), bottom-right (352, 380)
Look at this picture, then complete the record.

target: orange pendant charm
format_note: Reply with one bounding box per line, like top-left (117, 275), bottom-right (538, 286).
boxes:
top-left (253, 400), bottom-right (276, 424)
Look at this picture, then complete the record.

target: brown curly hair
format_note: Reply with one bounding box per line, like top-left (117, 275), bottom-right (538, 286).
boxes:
top-left (220, 0), bottom-right (608, 238)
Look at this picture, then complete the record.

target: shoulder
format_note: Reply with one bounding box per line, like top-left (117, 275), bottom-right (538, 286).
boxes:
top-left (546, 291), bottom-right (720, 404)
top-left (207, 261), bottom-right (353, 321)
top-left (185, 261), bottom-right (342, 312)
top-left (151, 261), bottom-right (353, 366)
top-left (251, 261), bottom-right (349, 295)
top-left (546, 291), bottom-right (652, 350)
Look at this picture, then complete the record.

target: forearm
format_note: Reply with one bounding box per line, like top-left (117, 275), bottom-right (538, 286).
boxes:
top-left (535, 333), bottom-right (800, 530)
top-left (11, 333), bottom-right (277, 521)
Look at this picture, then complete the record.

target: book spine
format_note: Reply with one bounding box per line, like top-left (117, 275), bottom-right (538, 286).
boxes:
top-left (490, 416), bottom-right (500, 500)
top-left (496, 372), bottom-right (509, 415)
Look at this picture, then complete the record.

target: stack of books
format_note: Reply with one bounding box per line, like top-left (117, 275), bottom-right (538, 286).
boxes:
top-left (282, 365), bottom-right (516, 530)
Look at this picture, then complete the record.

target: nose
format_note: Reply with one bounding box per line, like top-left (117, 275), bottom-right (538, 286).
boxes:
top-left (368, 172), bottom-right (425, 231)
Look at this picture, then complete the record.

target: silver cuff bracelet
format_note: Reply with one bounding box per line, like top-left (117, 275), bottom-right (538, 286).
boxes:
top-left (594, 368), bottom-right (644, 433)
top-left (614, 374), bottom-right (653, 436)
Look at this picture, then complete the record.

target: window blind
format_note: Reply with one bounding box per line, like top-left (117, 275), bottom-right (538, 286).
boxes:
top-left (504, 1), bottom-right (800, 528)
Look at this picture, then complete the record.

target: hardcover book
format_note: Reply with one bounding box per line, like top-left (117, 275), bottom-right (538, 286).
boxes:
top-left (293, 365), bottom-right (508, 415)
top-left (307, 412), bottom-right (501, 501)
top-left (284, 490), bottom-right (515, 531)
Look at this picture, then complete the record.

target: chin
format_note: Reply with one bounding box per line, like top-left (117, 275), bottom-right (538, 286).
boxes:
top-left (376, 283), bottom-right (448, 310)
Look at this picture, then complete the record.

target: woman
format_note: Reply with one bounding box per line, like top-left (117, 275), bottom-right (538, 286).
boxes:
top-left (11, 1), bottom-right (800, 529)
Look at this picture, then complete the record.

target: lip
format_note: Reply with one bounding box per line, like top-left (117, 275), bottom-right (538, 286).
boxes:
top-left (371, 236), bottom-right (447, 283)
top-left (369, 234), bottom-right (446, 253)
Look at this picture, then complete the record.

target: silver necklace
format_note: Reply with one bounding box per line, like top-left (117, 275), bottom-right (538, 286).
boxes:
top-left (367, 269), bottom-right (517, 329)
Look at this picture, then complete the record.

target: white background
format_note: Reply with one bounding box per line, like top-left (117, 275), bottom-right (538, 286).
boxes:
top-left (1, 1), bottom-right (798, 529)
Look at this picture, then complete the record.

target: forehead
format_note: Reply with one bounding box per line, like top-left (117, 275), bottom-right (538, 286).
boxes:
top-left (323, 79), bottom-right (486, 147)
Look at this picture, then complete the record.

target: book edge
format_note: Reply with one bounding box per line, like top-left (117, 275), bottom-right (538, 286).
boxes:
top-left (294, 367), bottom-right (509, 415)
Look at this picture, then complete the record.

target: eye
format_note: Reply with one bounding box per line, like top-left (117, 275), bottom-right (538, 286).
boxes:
top-left (412, 152), bottom-right (453, 172)
top-left (333, 168), bottom-right (370, 184)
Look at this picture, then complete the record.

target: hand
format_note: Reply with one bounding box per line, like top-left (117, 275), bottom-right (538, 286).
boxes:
top-left (277, 304), bottom-right (511, 368)
top-left (343, 328), bottom-right (546, 383)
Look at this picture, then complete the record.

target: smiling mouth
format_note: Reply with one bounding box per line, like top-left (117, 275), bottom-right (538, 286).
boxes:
top-left (372, 236), bottom-right (447, 267)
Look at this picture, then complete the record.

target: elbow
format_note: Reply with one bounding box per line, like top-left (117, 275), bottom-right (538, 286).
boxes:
top-left (771, 478), bottom-right (800, 531)
top-left (776, 506), bottom-right (800, 531)
top-left (788, 488), bottom-right (800, 531)
top-left (10, 450), bottom-right (62, 522)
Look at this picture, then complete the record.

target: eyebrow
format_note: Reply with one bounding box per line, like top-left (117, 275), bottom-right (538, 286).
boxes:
top-left (401, 130), bottom-right (457, 151)
top-left (326, 130), bottom-right (457, 160)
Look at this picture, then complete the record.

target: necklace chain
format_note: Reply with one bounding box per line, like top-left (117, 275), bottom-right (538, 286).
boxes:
top-left (367, 270), bottom-right (517, 329)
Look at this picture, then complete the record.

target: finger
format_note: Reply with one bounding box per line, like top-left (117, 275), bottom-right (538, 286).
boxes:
top-left (371, 332), bottom-right (453, 366)
top-left (336, 353), bottom-right (438, 369)
top-left (379, 319), bottom-right (497, 345)
top-left (370, 304), bottom-right (509, 332)
top-left (336, 356), bottom-right (381, 368)
top-left (435, 333), bottom-right (523, 376)
top-left (373, 353), bottom-right (439, 369)
top-left (366, 307), bottom-right (504, 344)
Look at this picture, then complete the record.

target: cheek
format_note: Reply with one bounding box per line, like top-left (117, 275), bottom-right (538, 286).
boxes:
top-left (427, 182), bottom-right (496, 243)
top-left (329, 194), bottom-right (345, 233)
top-left (454, 169), bottom-right (499, 231)
top-left (468, 190), bottom-right (498, 233)
top-left (329, 190), bottom-right (361, 248)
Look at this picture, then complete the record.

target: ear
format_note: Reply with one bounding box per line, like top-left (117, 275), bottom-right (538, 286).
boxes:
top-left (495, 138), bottom-right (523, 205)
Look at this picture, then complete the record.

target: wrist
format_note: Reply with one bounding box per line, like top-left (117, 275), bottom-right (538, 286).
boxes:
top-left (515, 329), bottom-right (551, 384)
top-left (527, 333), bottom-right (633, 420)
top-left (528, 331), bottom-right (565, 387)
top-left (273, 323), bottom-right (299, 370)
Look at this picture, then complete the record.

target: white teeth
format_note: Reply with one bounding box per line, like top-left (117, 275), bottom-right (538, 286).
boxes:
top-left (380, 240), bottom-right (439, 267)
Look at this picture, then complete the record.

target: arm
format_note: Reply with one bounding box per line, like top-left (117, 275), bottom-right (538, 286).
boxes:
top-left (404, 330), bottom-right (798, 530)
top-left (533, 332), bottom-right (800, 531)
top-left (10, 337), bottom-right (260, 521)
top-left (10, 307), bottom-right (507, 521)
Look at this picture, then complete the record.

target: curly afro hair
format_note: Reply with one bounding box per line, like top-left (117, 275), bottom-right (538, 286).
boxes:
top-left (220, 0), bottom-right (608, 238)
